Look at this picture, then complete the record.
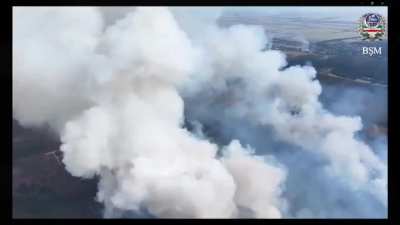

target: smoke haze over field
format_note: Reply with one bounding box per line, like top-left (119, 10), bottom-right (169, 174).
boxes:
top-left (13, 7), bottom-right (387, 218)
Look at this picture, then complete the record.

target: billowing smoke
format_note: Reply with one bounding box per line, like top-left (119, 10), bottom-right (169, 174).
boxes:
top-left (13, 6), bottom-right (387, 218)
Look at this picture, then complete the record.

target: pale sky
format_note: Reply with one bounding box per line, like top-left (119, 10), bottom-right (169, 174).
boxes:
top-left (223, 6), bottom-right (388, 21)
top-left (169, 6), bottom-right (388, 22)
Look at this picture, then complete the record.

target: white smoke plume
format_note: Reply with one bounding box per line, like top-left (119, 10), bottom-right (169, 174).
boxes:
top-left (175, 8), bottom-right (387, 208)
top-left (13, 6), bottom-right (387, 218)
top-left (13, 7), bottom-right (286, 218)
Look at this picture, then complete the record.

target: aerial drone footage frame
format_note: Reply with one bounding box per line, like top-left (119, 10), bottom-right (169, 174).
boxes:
top-left (8, 0), bottom-right (399, 224)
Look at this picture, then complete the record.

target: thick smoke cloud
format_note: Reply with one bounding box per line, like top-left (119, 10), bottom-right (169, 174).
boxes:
top-left (176, 8), bottom-right (387, 208)
top-left (13, 6), bottom-right (387, 218)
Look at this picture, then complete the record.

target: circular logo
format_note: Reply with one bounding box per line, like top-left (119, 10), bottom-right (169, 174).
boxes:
top-left (358, 13), bottom-right (386, 41)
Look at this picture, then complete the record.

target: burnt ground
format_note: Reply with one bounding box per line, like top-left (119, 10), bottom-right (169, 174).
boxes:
top-left (12, 120), bottom-right (102, 218)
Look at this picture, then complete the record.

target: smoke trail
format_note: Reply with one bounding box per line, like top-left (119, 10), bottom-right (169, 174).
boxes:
top-left (13, 6), bottom-right (387, 218)
top-left (176, 9), bottom-right (387, 208)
